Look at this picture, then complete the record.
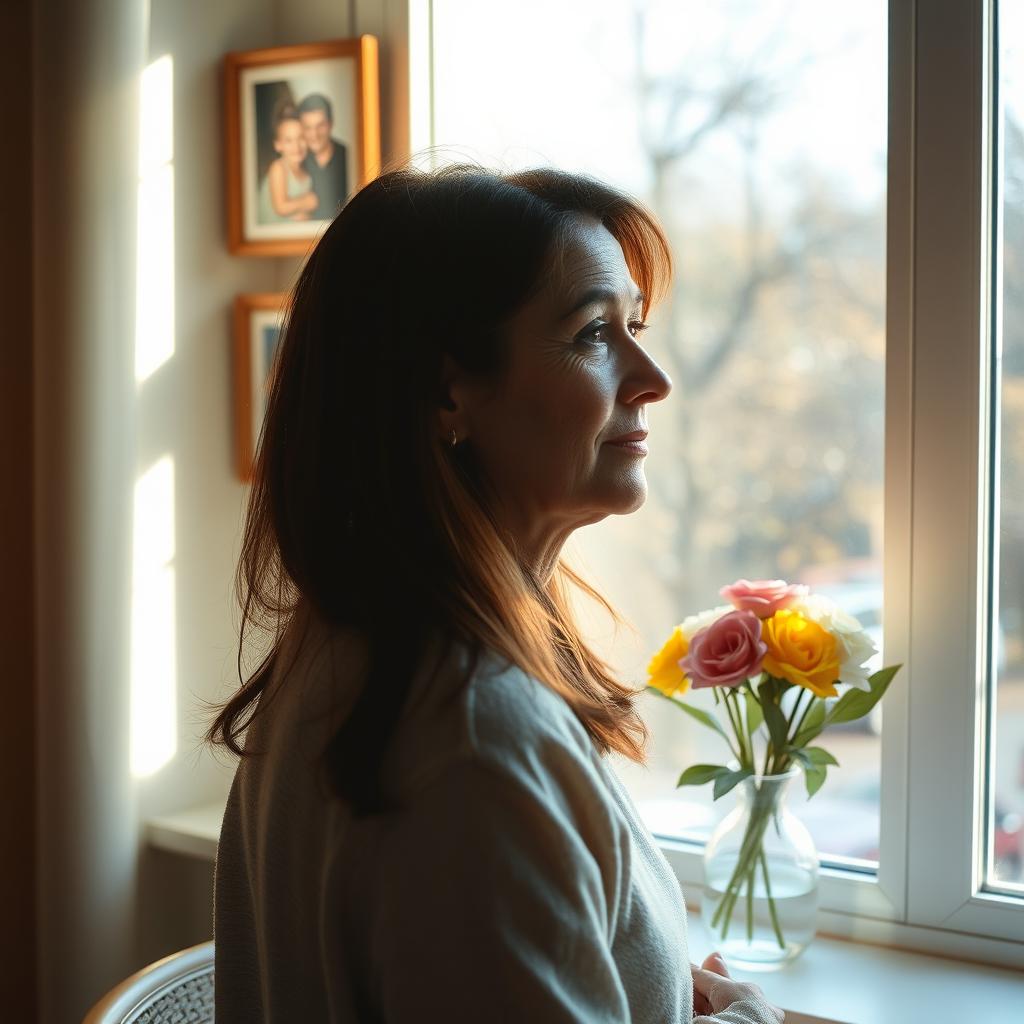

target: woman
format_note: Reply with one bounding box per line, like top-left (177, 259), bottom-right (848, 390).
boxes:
top-left (209, 163), bottom-right (784, 1023)
top-left (257, 102), bottom-right (319, 223)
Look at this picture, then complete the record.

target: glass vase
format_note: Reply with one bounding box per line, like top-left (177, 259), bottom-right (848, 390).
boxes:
top-left (701, 766), bottom-right (818, 970)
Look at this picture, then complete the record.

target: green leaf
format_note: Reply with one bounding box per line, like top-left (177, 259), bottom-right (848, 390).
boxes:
top-left (743, 688), bottom-right (764, 737)
top-left (786, 749), bottom-right (807, 768)
top-left (676, 763), bottom-right (731, 788)
top-left (792, 699), bottom-right (827, 747)
top-left (713, 766), bottom-right (754, 800)
top-left (804, 764), bottom-right (828, 798)
top-left (761, 694), bottom-right (790, 755)
top-left (787, 747), bottom-right (837, 797)
top-left (799, 746), bottom-right (839, 767)
top-left (824, 665), bottom-right (901, 727)
top-left (647, 687), bottom-right (730, 743)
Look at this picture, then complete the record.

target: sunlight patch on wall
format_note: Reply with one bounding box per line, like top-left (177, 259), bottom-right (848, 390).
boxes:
top-left (130, 454), bottom-right (177, 777)
top-left (135, 54), bottom-right (175, 384)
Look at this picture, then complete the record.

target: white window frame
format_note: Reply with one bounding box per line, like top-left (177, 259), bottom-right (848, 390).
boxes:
top-left (363, 0), bottom-right (1024, 965)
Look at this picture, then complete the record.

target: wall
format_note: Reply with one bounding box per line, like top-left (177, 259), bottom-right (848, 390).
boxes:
top-left (34, 4), bottom-right (147, 1018)
top-left (1, 1), bottom-right (36, 1020)
top-left (131, 0), bottom-right (283, 977)
top-left (31, 0), bottom-right (404, 1020)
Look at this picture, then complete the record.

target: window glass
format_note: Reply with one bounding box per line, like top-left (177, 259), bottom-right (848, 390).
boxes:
top-left (432, 0), bottom-right (887, 867)
top-left (991, 0), bottom-right (1024, 890)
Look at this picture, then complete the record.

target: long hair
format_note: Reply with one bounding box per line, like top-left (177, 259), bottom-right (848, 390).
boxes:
top-left (205, 163), bottom-right (673, 817)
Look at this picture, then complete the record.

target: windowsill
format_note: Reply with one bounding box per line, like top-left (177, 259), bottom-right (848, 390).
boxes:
top-left (685, 919), bottom-right (1024, 1022)
top-left (147, 800), bottom-right (223, 861)
top-left (149, 803), bottom-right (1024, 1023)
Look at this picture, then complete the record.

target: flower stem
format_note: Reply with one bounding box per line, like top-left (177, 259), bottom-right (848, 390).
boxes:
top-left (791, 694), bottom-right (815, 744)
top-left (745, 869), bottom-right (754, 942)
top-left (724, 690), bottom-right (749, 767)
top-left (760, 849), bottom-right (786, 949)
top-left (713, 688), bottom-right (745, 765)
top-left (785, 687), bottom-right (807, 739)
top-left (709, 782), bottom-right (790, 953)
top-left (710, 798), bottom-right (772, 933)
top-left (714, 821), bottom-right (766, 938)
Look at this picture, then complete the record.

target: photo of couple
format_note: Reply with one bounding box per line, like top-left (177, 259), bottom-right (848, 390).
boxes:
top-left (256, 91), bottom-right (349, 225)
top-left (226, 37), bottom-right (379, 255)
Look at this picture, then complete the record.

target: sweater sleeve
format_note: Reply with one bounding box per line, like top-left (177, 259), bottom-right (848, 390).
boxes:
top-left (692, 976), bottom-right (783, 1024)
top-left (694, 1001), bottom-right (782, 1024)
top-left (370, 755), bottom-right (632, 1023)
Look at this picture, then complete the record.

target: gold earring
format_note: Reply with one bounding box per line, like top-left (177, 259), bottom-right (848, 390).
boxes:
top-left (450, 429), bottom-right (458, 447)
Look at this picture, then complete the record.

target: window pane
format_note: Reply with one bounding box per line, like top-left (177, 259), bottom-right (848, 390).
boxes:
top-left (432, 0), bottom-right (887, 867)
top-left (991, 0), bottom-right (1024, 890)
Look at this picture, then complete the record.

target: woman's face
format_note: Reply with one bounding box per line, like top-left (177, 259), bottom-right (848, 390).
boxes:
top-left (274, 119), bottom-right (308, 164)
top-left (450, 216), bottom-right (672, 565)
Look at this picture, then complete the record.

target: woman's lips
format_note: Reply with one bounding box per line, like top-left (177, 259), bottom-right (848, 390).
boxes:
top-left (605, 431), bottom-right (649, 455)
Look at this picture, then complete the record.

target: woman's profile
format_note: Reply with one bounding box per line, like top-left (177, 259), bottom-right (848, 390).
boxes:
top-left (208, 162), bottom-right (784, 1023)
top-left (257, 101), bottom-right (319, 223)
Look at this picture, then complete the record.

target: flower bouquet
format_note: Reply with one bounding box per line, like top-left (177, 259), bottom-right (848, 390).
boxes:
top-left (647, 579), bottom-right (900, 965)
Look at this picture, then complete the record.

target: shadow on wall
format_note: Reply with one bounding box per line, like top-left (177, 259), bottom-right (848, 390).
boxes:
top-left (134, 849), bottom-right (217, 969)
top-left (37, 0), bottom-right (300, 1018)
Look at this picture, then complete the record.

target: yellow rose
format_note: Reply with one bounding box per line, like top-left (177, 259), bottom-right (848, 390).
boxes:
top-left (647, 626), bottom-right (689, 697)
top-left (762, 609), bottom-right (840, 698)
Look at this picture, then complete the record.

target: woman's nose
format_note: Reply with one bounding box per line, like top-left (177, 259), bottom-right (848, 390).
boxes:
top-left (620, 343), bottom-right (673, 405)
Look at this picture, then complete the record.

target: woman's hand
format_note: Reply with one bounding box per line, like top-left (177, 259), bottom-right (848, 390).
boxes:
top-left (691, 952), bottom-right (784, 1021)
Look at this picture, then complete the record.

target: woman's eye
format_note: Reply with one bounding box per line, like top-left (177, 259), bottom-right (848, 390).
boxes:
top-left (575, 320), bottom-right (609, 345)
top-left (574, 319), bottom-right (650, 345)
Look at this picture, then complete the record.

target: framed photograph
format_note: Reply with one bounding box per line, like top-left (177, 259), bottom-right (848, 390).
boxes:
top-left (224, 37), bottom-right (380, 256)
top-left (233, 293), bottom-right (288, 481)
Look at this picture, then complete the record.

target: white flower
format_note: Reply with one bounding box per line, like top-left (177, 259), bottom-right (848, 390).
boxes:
top-left (679, 604), bottom-right (734, 642)
top-left (791, 593), bottom-right (877, 691)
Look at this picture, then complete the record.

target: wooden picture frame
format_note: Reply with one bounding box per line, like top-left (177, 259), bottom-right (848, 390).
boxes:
top-left (224, 37), bottom-right (380, 256)
top-left (233, 293), bottom-right (288, 481)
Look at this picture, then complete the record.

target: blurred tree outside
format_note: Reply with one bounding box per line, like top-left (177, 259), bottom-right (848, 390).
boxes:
top-left (574, 0), bottom-right (890, 861)
top-left (627, 1), bottom-right (885, 615)
top-left (431, 0), bottom-right (1024, 870)
top-left (604, 1), bottom-right (1024, 877)
top-left (994, 82), bottom-right (1024, 887)
top-left (1000, 114), bottom-right (1024, 680)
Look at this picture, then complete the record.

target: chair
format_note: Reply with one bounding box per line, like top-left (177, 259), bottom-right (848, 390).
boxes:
top-left (82, 941), bottom-right (214, 1024)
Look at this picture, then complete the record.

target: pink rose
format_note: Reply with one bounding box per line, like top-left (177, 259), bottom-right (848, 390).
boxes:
top-left (720, 578), bottom-right (809, 619)
top-left (679, 609), bottom-right (767, 689)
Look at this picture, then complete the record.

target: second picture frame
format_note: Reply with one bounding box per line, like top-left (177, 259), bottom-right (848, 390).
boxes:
top-left (233, 292), bottom-right (288, 481)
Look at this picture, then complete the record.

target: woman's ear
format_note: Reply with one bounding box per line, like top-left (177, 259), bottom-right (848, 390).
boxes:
top-left (437, 352), bottom-right (460, 409)
top-left (437, 353), bottom-right (475, 443)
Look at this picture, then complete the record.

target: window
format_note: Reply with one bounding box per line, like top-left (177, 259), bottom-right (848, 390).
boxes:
top-left (432, 0), bottom-right (888, 871)
top-left (413, 0), bottom-right (1024, 958)
top-left (991, 0), bottom-right (1024, 893)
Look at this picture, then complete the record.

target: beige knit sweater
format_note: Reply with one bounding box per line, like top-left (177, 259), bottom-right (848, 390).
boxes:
top-left (214, 613), bottom-right (781, 1023)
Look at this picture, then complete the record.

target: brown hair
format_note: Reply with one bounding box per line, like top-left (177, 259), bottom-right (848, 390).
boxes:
top-left (206, 162), bottom-right (673, 817)
top-left (271, 100), bottom-right (301, 137)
